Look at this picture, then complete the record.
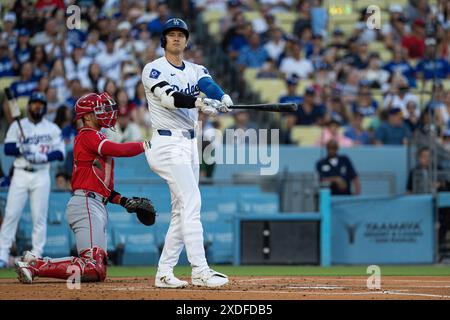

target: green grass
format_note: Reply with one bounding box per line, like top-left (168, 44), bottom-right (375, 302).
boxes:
top-left (1, 265), bottom-right (450, 279)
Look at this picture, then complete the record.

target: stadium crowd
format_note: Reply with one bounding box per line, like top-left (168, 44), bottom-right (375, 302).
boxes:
top-left (0, 0), bottom-right (449, 181)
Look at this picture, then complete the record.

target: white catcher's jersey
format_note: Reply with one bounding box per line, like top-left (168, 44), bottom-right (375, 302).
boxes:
top-left (142, 56), bottom-right (212, 130)
top-left (4, 118), bottom-right (65, 171)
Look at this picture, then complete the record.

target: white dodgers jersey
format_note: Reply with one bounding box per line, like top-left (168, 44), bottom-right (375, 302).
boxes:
top-left (4, 118), bottom-right (65, 170)
top-left (141, 56), bottom-right (212, 130)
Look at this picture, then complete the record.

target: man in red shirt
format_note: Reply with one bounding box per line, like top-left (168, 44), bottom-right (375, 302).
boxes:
top-left (14, 92), bottom-right (151, 283)
top-left (401, 19), bottom-right (426, 59)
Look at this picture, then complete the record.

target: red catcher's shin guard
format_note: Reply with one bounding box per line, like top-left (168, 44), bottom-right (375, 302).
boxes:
top-left (29, 256), bottom-right (83, 280)
top-left (78, 246), bottom-right (108, 282)
top-left (29, 247), bottom-right (108, 282)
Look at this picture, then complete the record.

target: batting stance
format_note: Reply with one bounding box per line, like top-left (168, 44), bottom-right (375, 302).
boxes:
top-left (142, 18), bottom-right (232, 288)
top-left (0, 92), bottom-right (65, 268)
top-left (14, 92), bottom-right (155, 283)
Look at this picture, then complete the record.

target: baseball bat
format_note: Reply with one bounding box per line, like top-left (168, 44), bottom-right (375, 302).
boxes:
top-left (4, 88), bottom-right (26, 141)
top-left (230, 103), bottom-right (298, 112)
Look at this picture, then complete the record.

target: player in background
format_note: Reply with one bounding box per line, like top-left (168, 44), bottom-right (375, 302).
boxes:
top-left (142, 18), bottom-right (232, 288)
top-left (0, 92), bottom-right (65, 268)
top-left (14, 92), bottom-right (152, 283)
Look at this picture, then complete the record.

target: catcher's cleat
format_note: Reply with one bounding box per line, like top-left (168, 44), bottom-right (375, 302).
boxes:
top-left (191, 268), bottom-right (229, 288)
top-left (155, 273), bottom-right (188, 289)
top-left (15, 261), bottom-right (34, 284)
top-left (22, 251), bottom-right (39, 263)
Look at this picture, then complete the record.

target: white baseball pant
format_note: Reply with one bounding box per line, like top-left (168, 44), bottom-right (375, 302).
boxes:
top-left (0, 168), bottom-right (50, 262)
top-left (145, 129), bottom-right (208, 275)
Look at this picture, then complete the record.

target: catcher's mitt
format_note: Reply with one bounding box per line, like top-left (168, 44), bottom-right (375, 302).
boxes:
top-left (123, 197), bottom-right (156, 226)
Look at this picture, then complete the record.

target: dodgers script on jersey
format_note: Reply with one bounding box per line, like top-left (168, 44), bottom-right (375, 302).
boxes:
top-left (142, 57), bottom-right (211, 130)
top-left (4, 118), bottom-right (65, 170)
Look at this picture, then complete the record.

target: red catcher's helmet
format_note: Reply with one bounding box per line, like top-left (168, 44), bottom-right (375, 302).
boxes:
top-left (75, 92), bottom-right (118, 129)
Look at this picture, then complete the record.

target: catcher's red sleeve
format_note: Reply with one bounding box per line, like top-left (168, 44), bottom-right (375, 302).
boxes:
top-left (99, 140), bottom-right (144, 157)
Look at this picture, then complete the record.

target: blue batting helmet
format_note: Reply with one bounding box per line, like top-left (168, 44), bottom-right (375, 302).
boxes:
top-left (28, 91), bottom-right (47, 122)
top-left (160, 18), bottom-right (189, 48)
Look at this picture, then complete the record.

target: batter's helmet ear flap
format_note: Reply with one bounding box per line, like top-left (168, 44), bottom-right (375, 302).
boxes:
top-left (160, 33), bottom-right (166, 48)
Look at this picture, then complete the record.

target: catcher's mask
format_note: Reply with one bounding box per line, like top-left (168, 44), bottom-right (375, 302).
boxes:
top-left (75, 92), bottom-right (118, 129)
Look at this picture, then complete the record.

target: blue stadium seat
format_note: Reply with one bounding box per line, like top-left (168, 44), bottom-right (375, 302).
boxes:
top-left (43, 224), bottom-right (71, 258)
top-left (113, 225), bottom-right (158, 265)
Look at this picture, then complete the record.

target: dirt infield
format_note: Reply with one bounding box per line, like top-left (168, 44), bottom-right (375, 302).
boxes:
top-left (1, 276), bottom-right (450, 300)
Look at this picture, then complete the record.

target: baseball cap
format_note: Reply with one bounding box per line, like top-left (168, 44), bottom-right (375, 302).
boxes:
top-left (18, 28), bottom-right (30, 37)
top-left (286, 75), bottom-right (299, 86)
top-left (4, 12), bottom-right (16, 23)
top-left (305, 86), bottom-right (315, 95)
top-left (413, 19), bottom-right (425, 28)
top-left (389, 107), bottom-right (402, 115)
top-left (389, 4), bottom-right (403, 13)
top-left (117, 21), bottom-right (131, 31)
top-left (332, 27), bottom-right (344, 36)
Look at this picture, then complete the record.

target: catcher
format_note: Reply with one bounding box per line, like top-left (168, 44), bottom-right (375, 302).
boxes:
top-left (14, 92), bottom-right (156, 284)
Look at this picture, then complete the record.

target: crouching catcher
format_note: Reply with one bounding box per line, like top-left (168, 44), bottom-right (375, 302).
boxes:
top-left (15, 92), bottom-right (155, 284)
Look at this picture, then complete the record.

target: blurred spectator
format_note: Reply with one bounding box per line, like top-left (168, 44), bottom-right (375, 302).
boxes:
top-left (121, 63), bottom-right (141, 100)
top-left (45, 87), bottom-right (60, 121)
top-left (237, 33), bottom-right (269, 69)
top-left (384, 82), bottom-right (419, 114)
top-left (346, 38), bottom-right (370, 70)
top-left (406, 0), bottom-right (431, 23)
top-left (0, 41), bottom-right (15, 78)
top-left (338, 68), bottom-right (361, 104)
top-left (316, 118), bottom-right (354, 147)
top-left (316, 139), bottom-right (361, 195)
top-left (220, 0), bottom-right (245, 32)
top-left (375, 107), bottom-right (411, 145)
top-left (351, 81), bottom-right (378, 117)
top-left (293, 0), bottom-right (311, 39)
top-left (363, 52), bottom-right (390, 89)
top-left (30, 45), bottom-right (49, 79)
top-left (404, 100), bottom-right (421, 132)
top-left (256, 58), bottom-right (280, 79)
top-left (95, 35), bottom-right (127, 82)
top-left (82, 62), bottom-right (106, 92)
top-left (279, 76), bottom-right (302, 104)
top-left (327, 95), bottom-right (350, 126)
top-left (436, 90), bottom-right (450, 130)
top-left (260, 0), bottom-right (292, 14)
top-left (1, 12), bottom-right (18, 51)
top-left (329, 27), bottom-right (346, 50)
top-left (64, 46), bottom-right (91, 84)
top-left (222, 13), bottom-right (252, 60)
top-left (10, 62), bottom-right (38, 98)
top-left (382, 5), bottom-right (410, 50)
top-left (296, 86), bottom-right (325, 125)
top-left (353, 8), bottom-right (378, 44)
top-left (48, 58), bottom-right (68, 103)
top-left (53, 105), bottom-right (72, 129)
top-left (401, 19), bottom-right (426, 59)
top-left (416, 40), bottom-right (450, 80)
top-left (55, 172), bottom-right (71, 192)
top-left (344, 111), bottom-right (371, 145)
top-left (84, 30), bottom-right (106, 60)
top-left (115, 21), bottom-right (134, 55)
top-left (103, 79), bottom-right (118, 98)
top-left (65, 79), bottom-right (84, 107)
top-left (14, 28), bottom-right (32, 65)
top-left (264, 27), bottom-right (286, 62)
top-left (310, 0), bottom-right (327, 37)
top-left (147, 1), bottom-right (171, 35)
top-left (252, 6), bottom-right (277, 37)
top-left (226, 110), bottom-right (258, 145)
top-left (279, 41), bottom-right (314, 79)
top-left (105, 105), bottom-right (143, 143)
top-left (383, 45), bottom-right (417, 88)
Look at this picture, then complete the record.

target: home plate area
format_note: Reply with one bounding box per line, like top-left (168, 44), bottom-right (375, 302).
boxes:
top-left (1, 276), bottom-right (450, 300)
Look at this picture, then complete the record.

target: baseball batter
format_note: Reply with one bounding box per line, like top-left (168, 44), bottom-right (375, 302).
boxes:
top-left (142, 18), bottom-right (232, 288)
top-left (14, 92), bottom-right (154, 283)
top-left (0, 92), bottom-right (65, 268)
